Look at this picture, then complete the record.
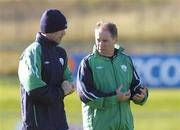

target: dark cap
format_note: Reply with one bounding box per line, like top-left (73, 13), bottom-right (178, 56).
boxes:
top-left (40, 9), bottom-right (67, 33)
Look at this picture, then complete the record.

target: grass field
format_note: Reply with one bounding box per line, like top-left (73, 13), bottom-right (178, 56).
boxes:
top-left (0, 76), bottom-right (180, 130)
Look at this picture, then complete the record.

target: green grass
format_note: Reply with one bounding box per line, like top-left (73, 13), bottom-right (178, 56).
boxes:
top-left (0, 76), bottom-right (20, 112)
top-left (0, 76), bottom-right (180, 130)
top-left (131, 89), bottom-right (180, 130)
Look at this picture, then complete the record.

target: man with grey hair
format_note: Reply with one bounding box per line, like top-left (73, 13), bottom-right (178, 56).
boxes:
top-left (77, 21), bottom-right (148, 130)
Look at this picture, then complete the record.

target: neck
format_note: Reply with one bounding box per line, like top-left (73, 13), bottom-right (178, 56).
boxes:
top-left (41, 33), bottom-right (55, 42)
top-left (39, 33), bottom-right (59, 46)
top-left (99, 49), bottom-right (115, 57)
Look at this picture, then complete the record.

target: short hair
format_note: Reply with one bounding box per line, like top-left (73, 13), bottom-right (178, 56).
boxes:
top-left (95, 21), bottom-right (118, 38)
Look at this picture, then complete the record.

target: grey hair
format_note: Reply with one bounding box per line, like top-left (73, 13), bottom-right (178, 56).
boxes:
top-left (95, 21), bottom-right (118, 38)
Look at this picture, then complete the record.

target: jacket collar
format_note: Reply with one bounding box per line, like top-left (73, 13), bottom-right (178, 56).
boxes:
top-left (35, 32), bottom-right (59, 47)
top-left (92, 44), bottom-right (125, 60)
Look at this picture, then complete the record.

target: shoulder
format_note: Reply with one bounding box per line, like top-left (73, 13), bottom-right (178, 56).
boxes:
top-left (19, 42), bottom-right (42, 63)
top-left (27, 42), bottom-right (41, 50)
top-left (121, 52), bottom-right (131, 59)
top-left (79, 54), bottom-right (94, 67)
top-left (81, 53), bottom-right (94, 63)
top-left (21, 42), bottom-right (41, 58)
top-left (118, 50), bottom-right (133, 64)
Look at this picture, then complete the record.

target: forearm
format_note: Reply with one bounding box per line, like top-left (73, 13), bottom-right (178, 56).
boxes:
top-left (82, 93), bottom-right (118, 109)
top-left (28, 85), bottom-right (64, 105)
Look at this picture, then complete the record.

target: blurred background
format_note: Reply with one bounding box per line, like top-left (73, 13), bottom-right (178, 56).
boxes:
top-left (0, 0), bottom-right (180, 130)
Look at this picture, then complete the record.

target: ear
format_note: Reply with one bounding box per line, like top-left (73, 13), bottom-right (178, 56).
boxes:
top-left (113, 36), bottom-right (118, 43)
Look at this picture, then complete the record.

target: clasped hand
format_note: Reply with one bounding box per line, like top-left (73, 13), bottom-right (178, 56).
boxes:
top-left (116, 84), bottom-right (131, 102)
top-left (116, 85), bottom-right (147, 102)
top-left (132, 87), bottom-right (147, 102)
top-left (61, 81), bottom-right (75, 96)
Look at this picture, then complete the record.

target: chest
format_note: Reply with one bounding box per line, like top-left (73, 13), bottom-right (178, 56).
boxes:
top-left (41, 47), bottom-right (66, 85)
top-left (90, 57), bottom-right (133, 92)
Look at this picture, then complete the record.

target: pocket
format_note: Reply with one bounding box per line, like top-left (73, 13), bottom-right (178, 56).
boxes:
top-left (33, 104), bottom-right (52, 129)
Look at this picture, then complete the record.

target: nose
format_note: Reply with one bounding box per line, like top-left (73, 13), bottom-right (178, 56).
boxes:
top-left (99, 40), bottom-right (104, 45)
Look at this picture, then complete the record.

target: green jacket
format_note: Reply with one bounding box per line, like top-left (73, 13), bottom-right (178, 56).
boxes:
top-left (76, 44), bottom-right (148, 130)
top-left (18, 33), bottom-right (73, 130)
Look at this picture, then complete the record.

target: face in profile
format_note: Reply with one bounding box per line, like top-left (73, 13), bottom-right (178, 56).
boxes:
top-left (95, 28), bottom-right (117, 56)
top-left (51, 29), bottom-right (66, 43)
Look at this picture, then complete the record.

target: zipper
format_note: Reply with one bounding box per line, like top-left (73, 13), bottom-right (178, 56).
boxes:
top-left (33, 105), bottom-right (38, 127)
top-left (111, 59), bottom-right (118, 87)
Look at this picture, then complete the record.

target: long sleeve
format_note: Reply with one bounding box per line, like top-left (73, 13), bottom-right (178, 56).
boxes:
top-left (63, 56), bottom-right (74, 83)
top-left (130, 66), bottom-right (148, 105)
top-left (76, 57), bottom-right (118, 109)
top-left (18, 44), bottom-right (64, 105)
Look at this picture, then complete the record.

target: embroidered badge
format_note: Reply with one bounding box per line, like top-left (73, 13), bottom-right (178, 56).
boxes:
top-left (121, 65), bottom-right (127, 72)
top-left (59, 58), bottom-right (64, 66)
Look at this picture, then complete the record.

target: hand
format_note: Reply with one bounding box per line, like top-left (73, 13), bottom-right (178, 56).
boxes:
top-left (61, 81), bottom-right (75, 96)
top-left (116, 84), bottom-right (131, 102)
top-left (132, 87), bottom-right (147, 102)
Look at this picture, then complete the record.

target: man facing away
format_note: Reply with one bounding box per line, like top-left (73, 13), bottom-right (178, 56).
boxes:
top-left (77, 21), bottom-right (148, 130)
top-left (18, 9), bottom-right (75, 130)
